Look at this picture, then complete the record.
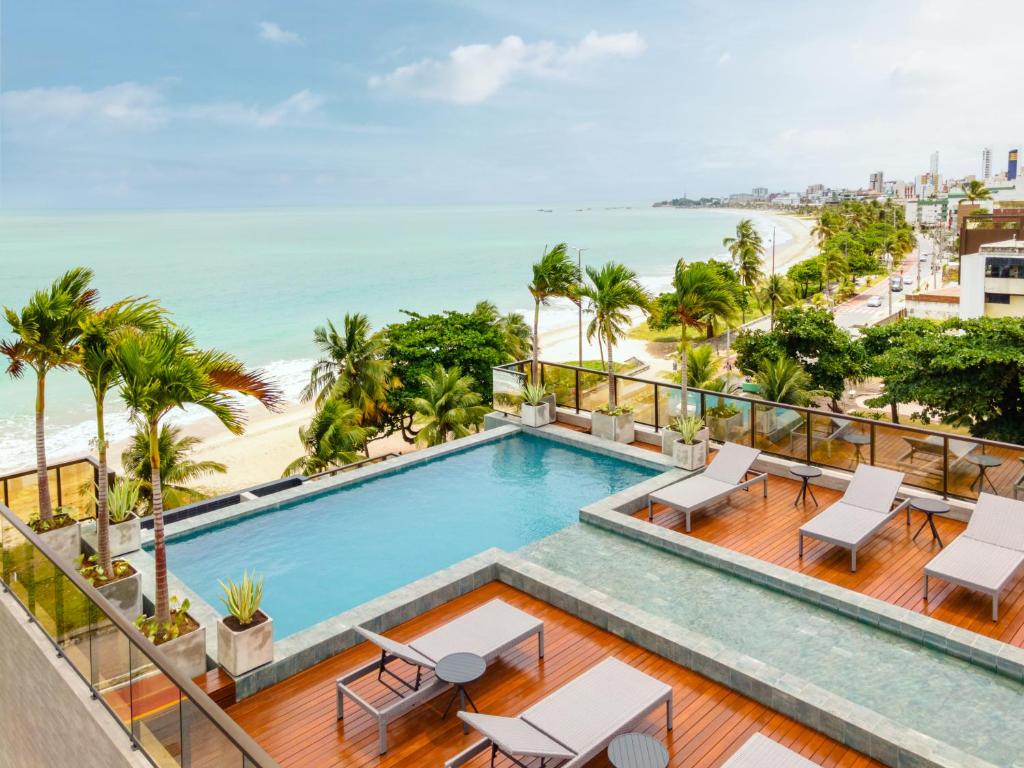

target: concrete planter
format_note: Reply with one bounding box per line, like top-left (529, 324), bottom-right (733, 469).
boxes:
top-left (591, 410), bottom-right (635, 444)
top-left (673, 429), bottom-right (709, 471)
top-left (755, 406), bottom-right (777, 436)
top-left (708, 411), bottom-right (743, 442)
top-left (660, 428), bottom-right (682, 455)
top-left (95, 569), bottom-right (143, 620)
top-left (520, 403), bottom-right (552, 428)
top-left (158, 622), bottom-right (208, 681)
top-left (541, 393), bottom-right (558, 422)
top-left (82, 514), bottom-right (141, 559)
top-left (37, 521), bottom-right (81, 566)
top-left (217, 612), bottom-right (274, 677)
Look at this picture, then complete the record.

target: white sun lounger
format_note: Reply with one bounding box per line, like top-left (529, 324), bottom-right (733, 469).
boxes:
top-left (647, 442), bottom-right (767, 532)
top-left (337, 599), bottom-right (544, 753)
top-left (722, 733), bottom-right (820, 767)
top-left (444, 657), bottom-right (673, 768)
top-left (798, 464), bottom-right (910, 572)
top-left (924, 493), bottom-right (1024, 621)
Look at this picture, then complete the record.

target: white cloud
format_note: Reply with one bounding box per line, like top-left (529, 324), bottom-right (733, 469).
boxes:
top-left (184, 89), bottom-right (324, 127)
top-left (258, 21), bottom-right (303, 46)
top-left (717, 51), bottom-right (731, 65)
top-left (368, 31), bottom-right (646, 104)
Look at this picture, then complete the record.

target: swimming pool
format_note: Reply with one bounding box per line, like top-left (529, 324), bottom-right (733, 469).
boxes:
top-left (159, 433), bottom-right (659, 638)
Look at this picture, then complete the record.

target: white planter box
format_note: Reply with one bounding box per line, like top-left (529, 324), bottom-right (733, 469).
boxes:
top-left (95, 569), bottom-right (143, 620)
top-left (591, 411), bottom-right (635, 444)
top-left (38, 521), bottom-right (81, 566)
top-left (708, 412), bottom-right (743, 442)
top-left (217, 612), bottom-right (274, 677)
top-left (755, 407), bottom-right (777, 436)
top-left (673, 434), bottom-right (709, 471)
top-left (660, 428), bottom-right (681, 455)
top-left (520, 403), bottom-right (552, 428)
top-left (82, 514), bottom-right (141, 558)
top-left (159, 623), bottom-right (208, 681)
top-left (541, 393), bottom-right (558, 422)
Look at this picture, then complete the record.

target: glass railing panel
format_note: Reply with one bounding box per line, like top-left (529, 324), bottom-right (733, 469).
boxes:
top-left (578, 368), bottom-right (609, 412)
top-left (58, 461), bottom-right (98, 519)
top-left (57, 573), bottom-right (94, 682)
top-left (657, 383), bottom-right (680, 426)
top-left (181, 697), bottom-right (245, 768)
top-left (753, 403), bottom-right (808, 461)
top-left (92, 617), bottom-right (134, 730)
top-left (804, 412), bottom-right (860, 471)
top-left (130, 640), bottom-right (184, 766)
top-left (948, 441), bottom-right (1024, 502)
top-left (541, 364), bottom-right (578, 410)
top-left (871, 423), bottom-right (946, 494)
top-left (707, 394), bottom-right (751, 445)
top-left (618, 378), bottom-right (655, 426)
top-left (30, 549), bottom-right (62, 640)
top-left (4, 470), bottom-right (49, 521)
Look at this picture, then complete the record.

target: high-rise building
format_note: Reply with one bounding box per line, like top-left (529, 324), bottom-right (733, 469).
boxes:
top-left (806, 183), bottom-right (825, 196)
top-left (1010, 149), bottom-right (1019, 181)
top-left (752, 186), bottom-right (769, 200)
top-left (930, 150), bottom-right (940, 183)
top-left (869, 171), bottom-right (884, 193)
top-left (982, 147), bottom-right (993, 181)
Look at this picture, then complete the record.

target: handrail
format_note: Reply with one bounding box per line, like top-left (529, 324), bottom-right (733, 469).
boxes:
top-left (307, 453), bottom-right (402, 481)
top-left (0, 501), bottom-right (280, 768)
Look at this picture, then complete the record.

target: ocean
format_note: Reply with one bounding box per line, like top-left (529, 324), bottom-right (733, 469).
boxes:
top-left (0, 204), bottom-right (787, 471)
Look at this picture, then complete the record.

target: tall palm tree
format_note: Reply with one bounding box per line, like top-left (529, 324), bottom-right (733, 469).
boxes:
top-left (758, 274), bottom-right (796, 330)
top-left (301, 313), bottom-right (392, 425)
top-left (121, 424), bottom-right (228, 510)
top-left (723, 220), bottom-right (765, 322)
top-left (660, 261), bottom-right (736, 415)
top-left (284, 397), bottom-right (369, 476)
top-left (1, 268), bottom-right (98, 521)
top-left (528, 243), bottom-right (581, 379)
top-left (77, 298), bottom-right (164, 572)
top-left (820, 247), bottom-right (848, 301)
top-left (961, 179), bottom-right (992, 202)
top-left (810, 212), bottom-right (841, 245)
top-left (578, 262), bottom-right (651, 410)
top-left (115, 325), bottom-right (281, 626)
top-left (411, 364), bottom-right (489, 447)
top-left (680, 344), bottom-right (721, 388)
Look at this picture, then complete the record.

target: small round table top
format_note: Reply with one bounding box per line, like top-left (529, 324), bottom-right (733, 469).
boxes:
top-left (965, 453), bottom-right (1002, 468)
top-left (842, 432), bottom-right (871, 445)
top-left (790, 465), bottom-right (823, 480)
top-left (434, 652), bottom-right (485, 685)
top-left (909, 497), bottom-right (951, 515)
top-left (608, 733), bottom-right (669, 768)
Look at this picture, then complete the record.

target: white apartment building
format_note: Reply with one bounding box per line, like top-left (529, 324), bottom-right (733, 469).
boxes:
top-left (960, 239), bottom-right (1024, 318)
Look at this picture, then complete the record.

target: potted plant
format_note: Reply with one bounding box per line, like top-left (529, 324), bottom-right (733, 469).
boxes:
top-left (519, 383), bottom-right (553, 427)
top-left (78, 553), bottom-right (142, 619)
top-left (660, 420), bottom-right (683, 454)
top-left (217, 571), bottom-right (273, 677)
top-left (29, 506), bottom-right (81, 565)
top-left (592, 405), bottom-right (636, 443)
top-left (672, 415), bottom-right (709, 471)
top-left (83, 478), bottom-right (143, 558)
top-left (135, 596), bottom-right (207, 680)
top-left (707, 401), bottom-right (743, 441)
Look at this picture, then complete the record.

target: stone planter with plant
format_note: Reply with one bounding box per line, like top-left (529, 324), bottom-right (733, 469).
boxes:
top-left (135, 596), bottom-right (207, 680)
top-left (78, 554), bottom-right (142, 619)
top-left (30, 507), bottom-right (81, 565)
top-left (519, 383), bottom-right (554, 428)
top-left (672, 415), bottom-right (709, 471)
top-left (591, 405), bottom-right (635, 444)
top-left (217, 571), bottom-right (273, 677)
top-left (83, 477), bottom-right (142, 559)
top-left (707, 401), bottom-right (743, 442)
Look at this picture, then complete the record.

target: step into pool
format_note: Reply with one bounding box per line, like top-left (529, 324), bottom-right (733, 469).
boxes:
top-left (158, 433), bottom-right (659, 638)
top-left (520, 524), bottom-right (1024, 767)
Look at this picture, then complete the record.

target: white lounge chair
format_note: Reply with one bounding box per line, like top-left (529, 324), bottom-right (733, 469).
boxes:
top-left (788, 417), bottom-right (853, 458)
top-left (898, 434), bottom-right (979, 475)
top-left (444, 657), bottom-right (673, 768)
top-left (924, 493), bottom-right (1024, 621)
top-left (722, 733), bottom-right (820, 767)
top-left (647, 442), bottom-right (767, 532)
top-left (798, 465), bottom-right (910, 571)
top-left (336, 599), bottom-right (544, 753)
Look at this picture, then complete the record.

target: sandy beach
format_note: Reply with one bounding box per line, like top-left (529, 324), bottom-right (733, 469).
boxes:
top-left (105, 210), bottom-right (815, 498)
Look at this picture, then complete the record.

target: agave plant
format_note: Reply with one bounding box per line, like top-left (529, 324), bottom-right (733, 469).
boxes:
top-left (219, 571), bottom-right (265, 626)
top-left (671, 415), bottom-right (705, 445)
top-left (520, 382), bottom-right (548, 406)
top-left (107, 477), bottom-right (142, 524)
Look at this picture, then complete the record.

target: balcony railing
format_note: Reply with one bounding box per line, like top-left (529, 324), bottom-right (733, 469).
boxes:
top-left (0, 456), bottom-right (110, 522)
top-left (493, 359), bottom-right (1024, 503)
top-left (0, 502), bottom-right (279, 768)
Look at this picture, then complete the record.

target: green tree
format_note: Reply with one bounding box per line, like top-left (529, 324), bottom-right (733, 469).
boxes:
top-left (527, 243), bottom-right (581, 380)
top-left (115, 325), bottom-right (281, 625)
top-left (787, 257), bottom-right (823, 297)
top-left (753, 355), bottom-right (824, 406)
top-left (474, 301), bottom-right (531, 361)
top-left (411, 364), bottom-right (489, 446)
top-left (284, 397), bottom-right (369, 476)
top-left (578, 262), bottom-right (652, 409)
top-left (961, 180), bottom-right (992, 202)
top-left (820, 244), bottom-right (849, 300)
top-left (758, 273), bottom-right (796, 330)
top-left (77, 298), bottom-right (164, 572)
top-left (723, 219), bottom-right (765, 322)
top-left (1, 268), bottom-right (98, 521)
top-left (680, 344), bottom-right (721, 388)
top-left (121, 424), bottom-right (228, 510)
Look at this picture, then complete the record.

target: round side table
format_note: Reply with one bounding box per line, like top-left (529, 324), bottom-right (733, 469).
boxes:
top-left (965, 453), bottom-right (1002, 494)
top-left (790, 465), bottom-right (822, 507)
top-left (608, 733), bottom-right (669, 768)
top-left (435, 652), bottom-right (485, 733)
top-left (909, 497), bottom-right (951, 548)
top-left (842, 431), bottom-right (871, 465)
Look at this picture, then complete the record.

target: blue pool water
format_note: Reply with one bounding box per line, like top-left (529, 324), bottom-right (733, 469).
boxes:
top-left (161, 434), bottom-right (658, 638)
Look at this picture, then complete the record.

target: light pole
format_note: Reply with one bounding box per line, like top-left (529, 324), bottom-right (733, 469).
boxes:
top-left (573, 246), bottom-right (587, 364)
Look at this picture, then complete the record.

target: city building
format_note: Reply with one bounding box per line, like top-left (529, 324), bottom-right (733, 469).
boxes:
top-left (906, 286), bottom-right (960, 321)
top-left (930, 150), bottom-right (940, 183)
top-left (982, 147), bottom-right (993, 181)
top-left (806, 183), bottom-right (825, 196)
top-left (1010, 149), bottom-right (1019, 181)
top-left (960, 239), bottom-right (1024, 318)
top-left (916, 198), bottom-right (947, 227)
top-left (770, 192), bottom-right (801, 207)
top-left (752, 186), bottom-right (769, 200)
top-left (869, 171), bottom-right (884, 194)
top-left (728, 192), bottom-right (756, 204)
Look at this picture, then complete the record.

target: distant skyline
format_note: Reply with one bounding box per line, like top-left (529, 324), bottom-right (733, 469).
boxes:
top-left (2, 0), bottom-right (1023, 209)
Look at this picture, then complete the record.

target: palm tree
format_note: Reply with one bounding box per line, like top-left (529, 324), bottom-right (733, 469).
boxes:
top-left (723, 220), bottom-right (765, 322)
top-left (528, 243), bottom-right (581, 379)
top-left (660, 261), bottom-right (736, 415)
top-left (961, 180), bottom-right (992, 203)
top-left (121, 424), bottom-right (228, 510)
top-left (115, 325), bottom-right (281, 626)
top-left (753, 355), bottom-right (824, 406)
top-left (680, 344), bottom-right (721, 388)
top-left (301, 313), bottom-right (392, 426)
top-left (474, 301), bottom-right (532, 361)
top-left (820, 247), bottom-right (848, 301)
top-left (284, 397), bottom-right (369, 476)
top-left (1, 268), bottom-right (98, 521)
top-left (810, 211), bottom-right (841, 245)
top-left (578, 262), bottom-right (651, 410)
top-left (411, 364), bottom-right (489, 447)
top-left (77, 298), bottom-right (164, 572)
top-left (758, 274), bottom-right (796, 330)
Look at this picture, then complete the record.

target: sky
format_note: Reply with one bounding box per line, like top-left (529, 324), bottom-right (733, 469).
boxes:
top-left (2, 0), bottom-right (1023, 209)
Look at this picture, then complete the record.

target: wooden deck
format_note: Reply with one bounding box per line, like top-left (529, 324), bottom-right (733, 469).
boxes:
top-left (226, 583), bottom-right (880, 768)
top-left (642, 473), bottom-right (1024, 647)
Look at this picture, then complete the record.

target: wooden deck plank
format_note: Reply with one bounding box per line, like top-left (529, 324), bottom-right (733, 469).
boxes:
top-left (226, 583), bottom-right (878, 767)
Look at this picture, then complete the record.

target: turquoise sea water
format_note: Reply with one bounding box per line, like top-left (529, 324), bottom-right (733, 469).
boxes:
top-left (156, 433), bottom-right (658, 638)
top-left (0, 204), bottom-right (783, 469)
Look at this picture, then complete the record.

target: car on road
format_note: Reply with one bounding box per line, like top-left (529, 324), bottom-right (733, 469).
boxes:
top-left (890, 277), bottom-right (903, 292)
top-left (920, 254), bottom-right (929, 261)
top-left (903, 275), bottom-right (913, 287)
top-left (867, 295), bottom-right (882, 308)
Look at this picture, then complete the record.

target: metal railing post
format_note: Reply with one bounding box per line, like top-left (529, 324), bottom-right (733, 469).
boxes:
top-left (654, 383), bottom-right (660, 431)
top-left (575, 369), bottom-right (581, 413)
top-left (806, 412), bottom-right (812, 463)
top-left (700, 391), bottom-right (706, 420)
top-left (750, 403), bottom-right (757, 448)
top-left (942, 435), bottom-right (950, 499)
top-left (869, 422), bottom-right (876, 465)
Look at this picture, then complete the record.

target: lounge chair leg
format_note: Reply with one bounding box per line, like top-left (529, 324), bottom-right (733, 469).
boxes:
top-left (762, 476), bottom-right (767, 498)
top-left (685, 511), bottom-right (691, 533)
top-left (798, 533), bottom-right (803, 558)
top-left (666, 697), bottom-right (674, 730)
top-left (538, 628), bottom-right (545, 658)
top-left (923, 574), bottom-right (928, 601)
top-left (993, 596), bottom-right (999, 622)
top-left (647, 498), bottom-right (653, 522)
top-left (336, 685), bottom-right (345, 720)
top-left (378, 722), bottom-right (388, 755)
top-left (851, 548), bottom-right (857, 573)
